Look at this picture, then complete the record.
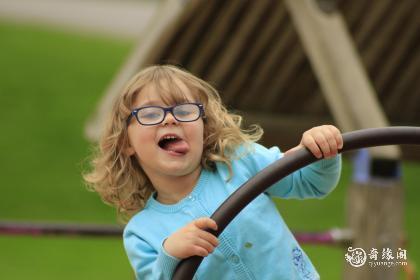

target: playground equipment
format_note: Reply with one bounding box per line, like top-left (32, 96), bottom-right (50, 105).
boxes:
top-left (172, 126), bottom-right (420, 279)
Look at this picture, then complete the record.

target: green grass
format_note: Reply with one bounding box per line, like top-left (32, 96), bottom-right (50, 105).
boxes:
top-left (0, 236), bottom-right (132, 280)
top-left (0, 20), bottom-right (132, 223)
top-left (0, 20), bottom-right (134, 279)
top-left (0, 20), bottom-right (419, 279)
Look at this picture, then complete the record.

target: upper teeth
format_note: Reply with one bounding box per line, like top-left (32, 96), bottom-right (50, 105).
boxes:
top-left (163, 136), bottom-right (177, 140)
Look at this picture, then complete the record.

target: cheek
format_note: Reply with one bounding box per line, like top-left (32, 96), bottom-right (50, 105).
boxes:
top-left (191, 124), bottom-right (204, 153)
top-left (128, 127), bottom-right (156, 156)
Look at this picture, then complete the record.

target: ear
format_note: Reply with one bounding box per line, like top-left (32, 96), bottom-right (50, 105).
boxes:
top-left (125, 145), bottom-right (136, 156)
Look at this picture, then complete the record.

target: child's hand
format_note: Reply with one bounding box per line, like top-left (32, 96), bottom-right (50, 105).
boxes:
top-left (163, 217), bottom-right (219, 259)
top-left (284, 125), bottom-right (343, 159)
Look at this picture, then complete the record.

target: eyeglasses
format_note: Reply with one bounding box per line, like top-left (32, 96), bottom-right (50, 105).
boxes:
top-left (127, 103), bottom-right (205, 126)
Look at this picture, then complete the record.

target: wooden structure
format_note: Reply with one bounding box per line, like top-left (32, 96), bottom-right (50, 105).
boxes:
top-left (86, 0), bottom-right (420, 159)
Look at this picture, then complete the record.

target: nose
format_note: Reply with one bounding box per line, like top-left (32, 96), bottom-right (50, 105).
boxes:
top-left (162, 111), bottom-right (178, 126)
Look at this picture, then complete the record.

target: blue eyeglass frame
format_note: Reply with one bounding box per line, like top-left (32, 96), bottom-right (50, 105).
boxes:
top-left (126, 102), bottom-right (205, 126)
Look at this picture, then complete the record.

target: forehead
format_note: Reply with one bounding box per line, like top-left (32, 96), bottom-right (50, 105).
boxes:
top-left (132, 77), bottom-right (199, 108)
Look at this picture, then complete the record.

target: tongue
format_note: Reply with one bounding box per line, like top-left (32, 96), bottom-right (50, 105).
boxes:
top-left (163, 139), bottom-right (189, 154)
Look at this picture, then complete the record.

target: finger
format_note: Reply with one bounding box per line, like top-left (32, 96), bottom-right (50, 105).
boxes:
top-left (326, 125), bottom-right (343, 154)
top-left (192, 245), bottom-right (210, 257)
top-left (194, 217), bottom-right (218, 231)
top-left (197, 230), bottom-right (219, 247)
top-left (194, 237), bottom-right (216, 254)
top-left (322, 128), bottom-right (338, 157)
top-left (330, 126), bottom-right (343, 149)
top-left (313, 131), bottom-right (331, 158)
top-left (302, 134), bottom-right (322, 159)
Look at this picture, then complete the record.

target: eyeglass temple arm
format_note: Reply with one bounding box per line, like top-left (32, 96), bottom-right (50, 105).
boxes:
top-left (126, 111), bottom-right (135, 125)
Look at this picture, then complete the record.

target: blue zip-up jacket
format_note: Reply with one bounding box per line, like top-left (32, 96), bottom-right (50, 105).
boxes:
top-left (124, 143), bottom-right (342, 279)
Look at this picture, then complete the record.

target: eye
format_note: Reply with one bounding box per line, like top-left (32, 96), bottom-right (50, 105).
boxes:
top-left (138, 108), bottom-right (162, 120)
top-left (174, 104), bottom-right (198, 119)
top-left (176, 109), bottom-right (192, 116)
top-left (142, 112), bottom-right (160, 119)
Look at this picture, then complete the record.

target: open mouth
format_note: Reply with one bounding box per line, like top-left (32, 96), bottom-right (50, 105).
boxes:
top-left (158, 134), bottom-right (189, 155)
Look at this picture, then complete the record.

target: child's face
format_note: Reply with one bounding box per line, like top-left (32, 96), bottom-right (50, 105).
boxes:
top-left (126, 80), bottom-right (204, 181)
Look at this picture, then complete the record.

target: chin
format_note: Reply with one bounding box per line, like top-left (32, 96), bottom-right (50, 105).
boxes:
top-left (163, 163), bottom-right (200, 177)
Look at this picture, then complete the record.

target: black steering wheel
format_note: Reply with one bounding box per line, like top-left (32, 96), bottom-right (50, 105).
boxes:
top-left (173, 126), bottom-right (420, 279)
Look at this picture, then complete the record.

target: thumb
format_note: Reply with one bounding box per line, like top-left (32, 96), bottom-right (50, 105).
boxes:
top-left (194, 217), bottom-right (218, 231)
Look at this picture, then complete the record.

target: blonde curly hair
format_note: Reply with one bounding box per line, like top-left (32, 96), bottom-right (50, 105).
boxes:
top-left (83, 65), bottom-right (263, 221)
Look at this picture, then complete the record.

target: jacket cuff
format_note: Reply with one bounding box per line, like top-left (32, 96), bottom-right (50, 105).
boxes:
top-left (156, 240), bottom-right (181, 277)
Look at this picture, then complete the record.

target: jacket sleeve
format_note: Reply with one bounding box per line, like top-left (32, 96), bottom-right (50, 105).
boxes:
top-left (243, 143), bottom-right (342, 199)
top-left (123, 228), bottom-right (180, 280)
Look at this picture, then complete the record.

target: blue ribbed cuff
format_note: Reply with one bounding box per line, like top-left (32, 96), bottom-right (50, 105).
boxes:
top-left (156, 240), bottom-right (181, 278)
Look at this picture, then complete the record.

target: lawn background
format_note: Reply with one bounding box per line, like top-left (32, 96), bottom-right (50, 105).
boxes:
top-left (0, 20), bottom-right (418, 279)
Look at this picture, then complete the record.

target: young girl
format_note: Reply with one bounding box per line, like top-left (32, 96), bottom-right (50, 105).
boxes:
top-left (84, 65), bottom-right (342, 280)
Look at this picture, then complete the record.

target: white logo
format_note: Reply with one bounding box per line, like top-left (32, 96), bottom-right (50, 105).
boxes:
top-left (345, 247), bottom-right (408, 268)
top-left (345, 247), bottom-right (367, 267)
